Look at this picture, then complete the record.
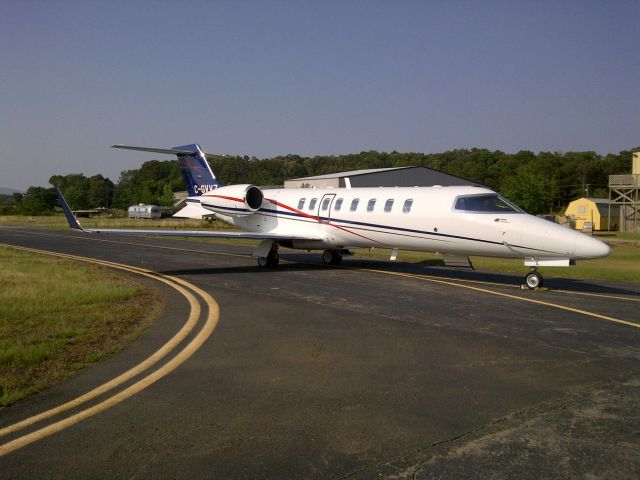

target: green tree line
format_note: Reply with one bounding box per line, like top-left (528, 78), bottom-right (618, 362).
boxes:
top-left (2, 148), bottom-right (635, 216)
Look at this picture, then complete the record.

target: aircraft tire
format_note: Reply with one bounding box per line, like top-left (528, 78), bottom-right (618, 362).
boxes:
top-left (322, 250), bottom-right (343, 266)
top-left (525, 271), bottom-right (543, 290)
top-left (258, 252), bottom-right (279, 268)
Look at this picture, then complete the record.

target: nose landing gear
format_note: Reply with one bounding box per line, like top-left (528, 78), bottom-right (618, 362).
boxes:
top-left (524, 268), bottom-right (544, 290)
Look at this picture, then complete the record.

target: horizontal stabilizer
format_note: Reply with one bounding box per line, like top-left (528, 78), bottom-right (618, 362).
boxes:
top-left (112, 145), bottom-right (196, 156)
top-left (112, 143), bottom-right (221, 196)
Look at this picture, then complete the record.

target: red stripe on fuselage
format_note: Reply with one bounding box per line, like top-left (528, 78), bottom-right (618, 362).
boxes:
top-left (202, 193), bottom-right (380, 243)
top-left (266, 198), bottom-right (380, 244)
top-left (205, 194), bottom-right (244, 203)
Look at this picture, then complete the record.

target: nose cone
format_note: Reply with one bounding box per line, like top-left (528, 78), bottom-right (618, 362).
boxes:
top-left (576, 235), bottom-right (611, 259)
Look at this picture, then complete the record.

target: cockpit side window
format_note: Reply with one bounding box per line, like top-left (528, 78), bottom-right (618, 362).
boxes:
top-left (454, 194), bottom-right (521, 213)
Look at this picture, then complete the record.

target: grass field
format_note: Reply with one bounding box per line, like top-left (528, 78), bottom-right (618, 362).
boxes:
top-left (0, 246), bottom-right (161, 407)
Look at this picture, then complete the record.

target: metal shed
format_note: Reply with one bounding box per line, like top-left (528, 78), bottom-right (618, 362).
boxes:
top-left (284, 166), bottom-right (485, 189)
top-left (565, 198), bottom-right (620, 231)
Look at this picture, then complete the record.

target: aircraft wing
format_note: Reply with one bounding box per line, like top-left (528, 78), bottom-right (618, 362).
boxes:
top-left (54, 187), bottom-right (319, 242)
top-left (68, 227), bottom-right (316, 241)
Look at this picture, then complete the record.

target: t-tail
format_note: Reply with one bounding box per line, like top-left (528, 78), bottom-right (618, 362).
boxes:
top-left (112, 143), bottom-right (222, 196)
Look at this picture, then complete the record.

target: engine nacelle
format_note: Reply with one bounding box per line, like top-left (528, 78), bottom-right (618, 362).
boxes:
top-left (200, 184), bottom-right (264, 217)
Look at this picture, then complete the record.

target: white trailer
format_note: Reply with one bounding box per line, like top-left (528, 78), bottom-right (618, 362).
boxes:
top-left (128, 204), bottom-right (161, 219)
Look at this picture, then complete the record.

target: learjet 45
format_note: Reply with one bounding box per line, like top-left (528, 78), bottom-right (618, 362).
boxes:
top-left (55, 143), bottom-right (611, 289)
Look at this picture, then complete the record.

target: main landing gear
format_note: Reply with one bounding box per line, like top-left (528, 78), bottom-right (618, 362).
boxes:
top-left (257, 243), bottom-right (279, 268)
top-left (322, 249), bottom-right (343, 266)
top-left (524, 268), bottom-right (544, 290)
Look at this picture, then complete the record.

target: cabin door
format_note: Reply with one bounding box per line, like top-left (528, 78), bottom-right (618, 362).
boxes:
top-left (318, 194), bottom-right (336, 222)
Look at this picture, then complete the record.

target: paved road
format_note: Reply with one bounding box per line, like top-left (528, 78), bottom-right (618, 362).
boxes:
top-left (1, 227), bottom-right (639, 479)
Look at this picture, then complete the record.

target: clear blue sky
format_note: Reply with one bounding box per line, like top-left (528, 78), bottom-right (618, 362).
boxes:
top-left (1, 0), bottom-right (638, 190)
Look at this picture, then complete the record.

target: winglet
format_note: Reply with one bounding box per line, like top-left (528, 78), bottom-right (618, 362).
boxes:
top-left (55, 187), bottom-right (83, 230)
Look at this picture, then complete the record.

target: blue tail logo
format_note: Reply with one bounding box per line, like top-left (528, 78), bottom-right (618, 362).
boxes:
top-left (172, 144), bottom-right (222, 196)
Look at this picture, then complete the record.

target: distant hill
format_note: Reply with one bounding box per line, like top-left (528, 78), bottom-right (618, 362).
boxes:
top-left (0, 187), bottom-right (23, 195)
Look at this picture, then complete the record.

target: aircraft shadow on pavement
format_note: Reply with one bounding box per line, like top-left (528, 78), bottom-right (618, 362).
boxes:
top-left (158, 261), bottom-right (325, 277)
top-left (159, 253), bottom-right (639, 297)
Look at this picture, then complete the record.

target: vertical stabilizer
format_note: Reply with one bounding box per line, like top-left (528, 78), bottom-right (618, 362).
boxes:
top-left (172, 144), bottom-right (222, 196)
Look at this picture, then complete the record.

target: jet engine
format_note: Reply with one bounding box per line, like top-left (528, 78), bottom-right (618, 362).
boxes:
top-left (200, 184), bottom-right (264, 217)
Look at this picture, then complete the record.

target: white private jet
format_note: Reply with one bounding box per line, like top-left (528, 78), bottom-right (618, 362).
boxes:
top-left (55, 143), bottom-right (611, 289)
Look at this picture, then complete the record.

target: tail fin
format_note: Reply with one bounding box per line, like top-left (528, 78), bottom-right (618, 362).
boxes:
top-left (172, 144), bottom-right (222, 196)
top-left (112, 143), bottom-right (222, 196)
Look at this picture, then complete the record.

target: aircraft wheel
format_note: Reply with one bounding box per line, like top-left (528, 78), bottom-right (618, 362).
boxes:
top-left (267, 252), bottom-right (279, 267)
top-left (258, 250), bottom-right (279, 268)
top-left (322, 250), bottom-right (338, 265)
top-left (322, 250), bottom-right (342, 265)
top-left (525, 271), bottom-right (543, 290)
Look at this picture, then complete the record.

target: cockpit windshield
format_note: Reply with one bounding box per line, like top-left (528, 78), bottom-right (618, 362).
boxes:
top-left (454, 194), bottom-right (522, 213)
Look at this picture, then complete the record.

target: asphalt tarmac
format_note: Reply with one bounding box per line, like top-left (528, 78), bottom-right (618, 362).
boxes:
top-left (0, 226), bottom-right (639, 479)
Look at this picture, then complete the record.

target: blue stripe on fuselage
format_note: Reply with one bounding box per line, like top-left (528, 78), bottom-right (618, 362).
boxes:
top-left (202, 204), bottom-right (251, 213)
top-left (258, 206), bottom-right (558, 254)
top-left (257, 207), bottom-right (502, 246)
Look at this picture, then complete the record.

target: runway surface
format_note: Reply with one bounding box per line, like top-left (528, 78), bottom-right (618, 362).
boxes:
top-left (0, 226), bottom-right (639, 479)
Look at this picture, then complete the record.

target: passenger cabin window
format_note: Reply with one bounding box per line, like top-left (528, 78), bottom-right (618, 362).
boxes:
top-left (309, 198), bottom-right (317, 210)
top-left (350, 198), bottom-right (360, 211)
top-left (334, 198), bottom-right (343, 211)
top-left (454, 194), bottom-right (521, 213)
top-left (367, 199), bottom-right (377, 212)
top-left (297, 198), bottom-right (306, 209)
top-left (384, 199), bottom-right (394, 212)
top-left (321, 197), bottom-right (331, 211)
top-left (403, 199), bottom-right (413, 213)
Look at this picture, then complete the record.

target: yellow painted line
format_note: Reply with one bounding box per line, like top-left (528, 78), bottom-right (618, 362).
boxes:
top-left (0, 246), bottom-right (220, 457)
top-left (547, 288), bottom-right (640, 303)
top-left (4, 227), bottom-right (638, 304)
top-left (0, 245), bottom-right (199, 438)
top-left (355, 267), bottom-right (640, 330)
top-left (3, 225), bottom-right (639, 312)
top-left (355, 267), bottom-right (640, 303)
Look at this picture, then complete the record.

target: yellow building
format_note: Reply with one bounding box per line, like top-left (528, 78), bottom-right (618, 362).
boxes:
top-left (565, 198), bottom-right (620, 231)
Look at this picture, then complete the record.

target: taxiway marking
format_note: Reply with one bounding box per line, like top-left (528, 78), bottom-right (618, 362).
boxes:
top-left (355, 267), bottom-right (639, 330)
top-left (2, 227), bottom-right (637, 304)
top-left (0, 245), bottom-right (220, 457)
